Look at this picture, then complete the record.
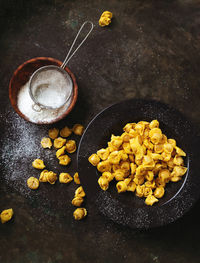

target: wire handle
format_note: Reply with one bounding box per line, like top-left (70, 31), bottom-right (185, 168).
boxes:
top-left (61, 21), bottom-right (94, 69)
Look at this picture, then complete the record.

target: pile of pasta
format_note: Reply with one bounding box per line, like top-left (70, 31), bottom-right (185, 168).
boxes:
top-left (88, 120), bottom-right (187, 206)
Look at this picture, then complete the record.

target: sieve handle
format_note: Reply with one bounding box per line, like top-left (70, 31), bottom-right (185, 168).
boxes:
top-left (61, 21), bottom-right (94, 69)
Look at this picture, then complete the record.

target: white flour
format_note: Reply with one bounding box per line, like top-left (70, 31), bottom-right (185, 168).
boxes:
top-left (17, 81), bottom-right (72, 123)
top-left (31, 68), bottom-right (71, 108)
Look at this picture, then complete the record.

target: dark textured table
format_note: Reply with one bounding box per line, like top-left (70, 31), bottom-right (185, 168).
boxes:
top-left (0, 0), bottom-right (200, 262)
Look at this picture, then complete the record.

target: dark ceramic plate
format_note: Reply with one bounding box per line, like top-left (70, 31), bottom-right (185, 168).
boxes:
top-left (77, 99), bottom-right (200, 229)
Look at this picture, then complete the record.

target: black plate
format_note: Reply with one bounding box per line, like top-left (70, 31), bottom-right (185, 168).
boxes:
top-left (77, 99), bottom-right (200, 229)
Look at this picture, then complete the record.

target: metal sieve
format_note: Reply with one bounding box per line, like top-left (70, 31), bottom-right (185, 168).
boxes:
top-left (29, 21), bottom-right (94, 111)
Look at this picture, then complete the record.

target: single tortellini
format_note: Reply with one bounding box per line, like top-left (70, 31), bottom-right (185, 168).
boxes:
top-left (41, 137), bottom-right (52, 149)
top-left (154, 144), bottom-right (164, 153)
top-left (27, 177), bottom-right (39, 189)
top-left (99, 11), bottom-right (113, 27)
top-left (56, 146), bottom-right (66, 158)
top-left (154, 186), bottom-right (165, 198)
top-left (127, 181), bottom-right (136, 192)
top-left (75, 186), bottom-right (86, 198)
top-left (102, 171), bottom-right (114, 182)
top-left (149, 128), bottom-right (162, 145)
top-left (46, 171), bottom-right (57, 184)
top-left (168, 139), bottom-right (176, 148)
top-left (163, 143), bottom-right (173, 154)
top-left (59, 173), bottom-right (73, 184)
top-left (145, 180), bottom-right (156, 189)
top-left (108, 151), bottom-right (121, 164)
top-left (171, 166), bottom-right (187, 177)
top-left (145, 171), bottom-right (154, 181)
top-left (111, 135), bottom-right (123, 149)
top-left (98, 176), bottom-right (109, 190)
top-left (48, 128), bottom-right (59, 139)
top-left (88, 154), bottom-right (100, 166)
top-left (60, 126), bottom-right (72, 138)
top-left (97, 148), bottom-right (110, 160)
top-left (123, 123), bottom-right (135, 133)
top-left (32, 159), bottom-right (45, 169)
top-left (173, 155), bottom-right (184, 166)
top-left (133, 176), bottom-right (145, 185)
top-left (0, 208), bottom-right (14, 224)
top-left (73, 124), bottom-right (84, 136)
top-left (143, 187), bottom-right (153, 197)
top-left (145, 195), bottom-right (158, 206)
top-left (73, 208), bottom-right (87, 220)
top-left (58, 155), bottom-right (71, 166)
top-left (72, 197), bottom-right (84, 207)
top-left (54, 137), bottom-right (67, 149)
top-left (135, 185), bottom-right (145, 197)
top-left (158, 169), bottom-right (171, 183)
top-left (175, 146), bottom-right (186, 157)
top-left (149, 120), bottom-right (159, 129)
top-left (114, 169), bottom-right (125, 181)
top-left (74, 172), bottom-right (81, 184)
top-left (116, 181), bottom-right (127, 193)
top-left (39, 170), bottom-right (49, 182)
top-left (97, 160), bottom-right (111, 173)
top-left (66, 140), bottom-right (76, 153)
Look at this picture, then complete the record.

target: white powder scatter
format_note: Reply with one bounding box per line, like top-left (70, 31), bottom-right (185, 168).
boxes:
top-left (17, 82), bottom-right (72, 124)
top-left (0, 111), bottom-right (51, 196)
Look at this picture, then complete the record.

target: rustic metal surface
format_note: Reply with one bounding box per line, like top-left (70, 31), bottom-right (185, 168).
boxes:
top-left (0, 0), bottom-right (200, 262)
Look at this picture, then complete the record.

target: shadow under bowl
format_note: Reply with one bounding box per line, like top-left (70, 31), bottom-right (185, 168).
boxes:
top-left (9, 57), bottom-right (78, 124)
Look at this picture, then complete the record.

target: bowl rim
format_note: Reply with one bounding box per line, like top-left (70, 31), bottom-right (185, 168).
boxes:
top-left (9, 56), bottom-right (78, 124)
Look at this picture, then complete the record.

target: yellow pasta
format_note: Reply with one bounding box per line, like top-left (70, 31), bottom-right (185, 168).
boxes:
top-left (27, 177), bottom-right (39, 189)
top-left (116, 181), bottom-right (127, 193)
top-left (73, 124), bottom-right (84, 136)
top-left (60, 126), bottom-right (72, 138)
top-left (32, 159), bottom-right (45, 169)
top-left (74, 172), bottom-right (81, 184)
top-left (99, 11), bottom-right (113, 27)
top-left (66, 140), bottom-right (76, 153)
top-left (54, 137), bottom-right (66, 149)
top-left (56, 146), bottom-right (66, 158)
top-left (73, 208), bottom-right (87, 220)
top-left (48, 128), bottom-right (59, 139)
top-left (41, 137), bottom-right (52, 149)
top-left (59, 173), bottom-right (73, 184)
top-left (58, 155), bottom-right (71, 166)
top-left (1, 209), bottom-right (14, 224)
top-left (88, 119), bottom-right (187, 206)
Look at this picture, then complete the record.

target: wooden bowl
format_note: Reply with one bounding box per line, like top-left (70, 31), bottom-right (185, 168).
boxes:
top-left (9, 57), bottom-right (78, 124)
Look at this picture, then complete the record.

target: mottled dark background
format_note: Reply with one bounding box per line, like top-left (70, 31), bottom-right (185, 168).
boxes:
top-left (0, 0), bottom-right (200, 262)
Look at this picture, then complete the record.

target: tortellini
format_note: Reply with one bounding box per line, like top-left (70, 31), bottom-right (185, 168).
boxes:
top-left (32, 159), bottom-right (45, 170)
top-left (59, 173), bottom-right (73, 184)
top-left (0, 208), bottom-right (14, 224)
top-left (41, 137), bottom-right (52, 149)
top-left (88, 120), bottom-right (187, 206)
top-left (27, 177), bottom-right (40, 189)
top-left (73, 208), bottom-right (87, 220)
top-left (99, 11), bottom-right (113, 27)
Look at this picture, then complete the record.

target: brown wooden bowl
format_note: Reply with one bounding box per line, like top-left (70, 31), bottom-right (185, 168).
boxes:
top-left (9, 57), bottom-right (78, 124)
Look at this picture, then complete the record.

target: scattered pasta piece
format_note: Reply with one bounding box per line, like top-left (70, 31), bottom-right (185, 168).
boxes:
top-left (59, 173), bottom-right (73, 184)
top-left (73, 124), bottom-right (84, 136)
top-left (88, 120), bottom-right (187, 206)
top-left (88, 154), bottom-right (100, 166)
top-left (54, 137), bottom-right (66, 149)
top-left (48, 128), bottom-right (59, 139)
top-left (41, 137), bottom-right (52, 149)
top-left (56, 146), bottom-right (66, 158)
top-left (72, 197), bottom-right (84, 207)
top-left (32, 159), bottom-right (45, 169)
top-left (46, 171), bottom-right (57, 184)
top-left (0, 209), bottom-right (14, 224)
top-left (75, 186), bottom-right (86, 198)
top-left (27, 177), bottom-right (39, 190)
top-left (145, 195), bottom-right (158, 206)
top-left (39, 170), bottom-right (49, 182)
top-left (73, 208), bottom-right (87, 220)
top-left (58, 155), bottom-right (71, 166)
top-left (66, 140), bottom-right (76, 153)
top-left (74, 172), bottom-right (80, 184)
top-left (99, 11), bottom-right (113, 27)
top-left (60, 126), bottom-right (72, 138)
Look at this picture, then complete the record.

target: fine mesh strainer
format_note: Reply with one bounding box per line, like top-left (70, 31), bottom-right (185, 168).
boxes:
top-left (29, 21), bottom-right (94, 111)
